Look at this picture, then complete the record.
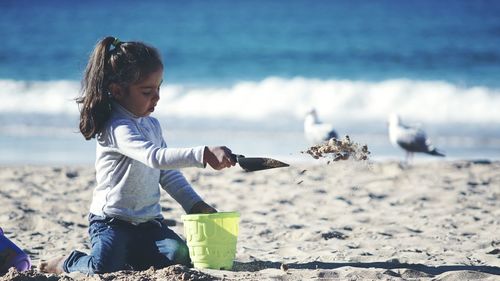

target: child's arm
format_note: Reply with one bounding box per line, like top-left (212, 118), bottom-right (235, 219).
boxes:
top-left (159, 169), bottom-right (211, 213)
top-left (112, 120), bottom-right (205, 169)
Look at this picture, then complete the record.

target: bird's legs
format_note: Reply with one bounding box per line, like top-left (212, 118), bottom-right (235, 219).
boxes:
top-left (400, 151), bottom-right (413, 169)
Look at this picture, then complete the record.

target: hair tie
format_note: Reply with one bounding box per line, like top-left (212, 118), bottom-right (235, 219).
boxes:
top-left (112, 37), bottom-right (121, 48)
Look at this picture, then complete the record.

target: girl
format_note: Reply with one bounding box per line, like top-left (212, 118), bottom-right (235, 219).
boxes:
top-left (39, 36), bottom-right (236, 274)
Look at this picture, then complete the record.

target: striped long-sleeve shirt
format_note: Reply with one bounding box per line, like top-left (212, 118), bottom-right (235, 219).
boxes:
top-left (89, 101), bottom-right (206, 224)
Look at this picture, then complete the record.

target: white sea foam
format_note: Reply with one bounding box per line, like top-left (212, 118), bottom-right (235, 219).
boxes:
top-left (1, 77), bottom-right (499, 124)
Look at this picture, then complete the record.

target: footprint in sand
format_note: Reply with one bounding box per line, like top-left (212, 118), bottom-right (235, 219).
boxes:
top-left (321, 230), bottom-right (348, 240)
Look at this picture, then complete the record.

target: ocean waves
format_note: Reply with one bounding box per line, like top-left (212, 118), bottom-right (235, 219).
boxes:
top-left (1, 77), bottom-right (499, 125)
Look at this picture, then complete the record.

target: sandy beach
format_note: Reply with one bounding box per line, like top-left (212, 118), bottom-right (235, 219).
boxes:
top-left (1, 159), bottom-right (499, 280)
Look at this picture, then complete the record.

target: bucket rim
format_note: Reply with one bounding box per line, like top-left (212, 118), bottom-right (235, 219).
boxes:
top-left (181, 211), bottom-right (240, 220)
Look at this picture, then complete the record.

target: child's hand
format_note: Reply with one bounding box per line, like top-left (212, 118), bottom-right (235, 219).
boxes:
top-left (189, 201), bottom-right (217, 214)
top-left (204, 146), bottom-right (237, 170)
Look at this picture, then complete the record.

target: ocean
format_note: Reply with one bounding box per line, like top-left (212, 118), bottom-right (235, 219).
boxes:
top-left (1, 0), bottom-right (499, 164)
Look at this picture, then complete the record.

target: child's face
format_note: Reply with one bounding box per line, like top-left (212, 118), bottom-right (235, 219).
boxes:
top-left (113, 68), bottom-right (163, 117)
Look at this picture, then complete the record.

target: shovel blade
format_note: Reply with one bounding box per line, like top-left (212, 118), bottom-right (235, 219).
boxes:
top-left (235, 155), bottom-right (289, 172)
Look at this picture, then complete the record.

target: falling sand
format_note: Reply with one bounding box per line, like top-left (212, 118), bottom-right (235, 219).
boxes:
top-left (303, 135), bottom-right (370, 162)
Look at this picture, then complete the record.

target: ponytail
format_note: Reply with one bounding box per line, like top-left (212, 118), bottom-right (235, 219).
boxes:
top-left (76, 36), bottom-right (163, 140)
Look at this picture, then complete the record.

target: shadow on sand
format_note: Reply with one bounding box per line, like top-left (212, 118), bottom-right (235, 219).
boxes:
top-left (232, 260), bottom-right (500, 275)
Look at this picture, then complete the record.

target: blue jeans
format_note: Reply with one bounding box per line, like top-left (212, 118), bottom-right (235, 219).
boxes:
top-left (62, 214), bottom-right (191, 274)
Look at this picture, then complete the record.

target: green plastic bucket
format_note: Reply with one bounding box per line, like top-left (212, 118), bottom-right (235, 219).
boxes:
top-left (181, 211), bottom-right (240, 270)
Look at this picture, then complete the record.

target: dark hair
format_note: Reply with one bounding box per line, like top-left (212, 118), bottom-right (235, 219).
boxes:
top-left (76, 36), bottom-right (163, 140)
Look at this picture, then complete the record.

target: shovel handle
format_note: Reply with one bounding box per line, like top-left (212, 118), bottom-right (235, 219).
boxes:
top-left (230, 153), bottom-right (245, 163)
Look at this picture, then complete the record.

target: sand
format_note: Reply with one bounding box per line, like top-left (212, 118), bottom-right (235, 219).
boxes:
top-left (0, 160), bottom-right (499, 280)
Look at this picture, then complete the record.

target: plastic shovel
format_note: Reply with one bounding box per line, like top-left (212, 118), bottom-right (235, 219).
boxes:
top-left (231, 154), bottom-right (289, 172)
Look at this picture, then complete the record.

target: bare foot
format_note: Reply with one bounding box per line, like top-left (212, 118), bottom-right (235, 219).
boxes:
top-left (38, 255), bottom-right (66, 274)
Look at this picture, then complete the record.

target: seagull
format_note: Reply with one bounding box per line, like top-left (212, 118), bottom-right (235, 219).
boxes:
top-left (388, 113), bottom-right (445, 164)
top-left (304, 108), bottom-right (338, 145)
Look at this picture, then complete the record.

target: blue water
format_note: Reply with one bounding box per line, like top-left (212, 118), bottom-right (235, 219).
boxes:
top-left (2, 0), bottom-right (500, 86)
top-left (1, 0), bottom-right (500, 164)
